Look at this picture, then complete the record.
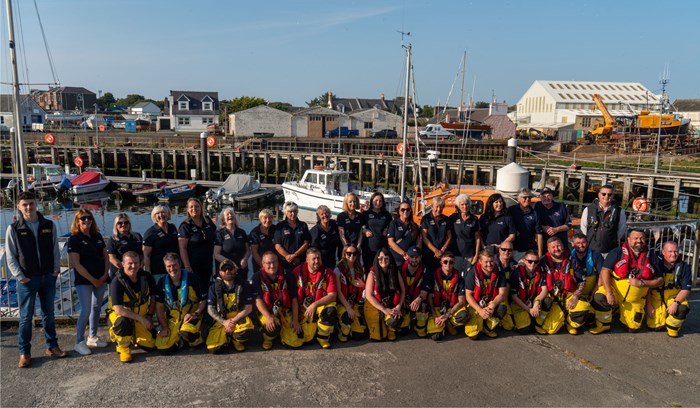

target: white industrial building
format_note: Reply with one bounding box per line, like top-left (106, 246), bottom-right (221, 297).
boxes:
top-left (512, 80), bottom-right (661, 133)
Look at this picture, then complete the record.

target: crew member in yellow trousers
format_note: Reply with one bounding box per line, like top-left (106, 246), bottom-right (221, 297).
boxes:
top-left (334, 244), bottom-right (367, 341)
top-left (539, 237), bottom-right (593, 335)
top-left (463, 249), bottom-right (508, 339)
top-left (363, 248), bottom-right (405, 341)
top-left (509, 250), bottom-right (550, 334)
top-left (108, 251), bottom-right (157, 363)
top-left (427, 252), bottom-right (468, 340)
top-left (293, 248), bottom-right (338, 348)
top-left (590, 229), bottom-right (663, 334)
top-left (398, 246), bottom-right (430, 337)
top-left (206, 260), bottom-right (254, 353)
top-left (646, 241), bottom-right (692, 337)
top-left (155, 253), bottom-right (207, 354)
top-left (253, 252), bottom-right (303, 349)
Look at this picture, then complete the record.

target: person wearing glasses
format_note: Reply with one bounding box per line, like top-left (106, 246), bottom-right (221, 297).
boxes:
top-left (426, 252), bottom-right (467, 341)
top-left (508, 188), bottom-right (543, 261)
top-left (205, 260), bottom-right (255, 353)
top-left (6, 191), bottom-right (66, 367)
top-left (495, 241), bottom-right (517, 331)
top-left (539, 237), bottom-right (592, 335)
top-left (337, 192), bottom-right (363, 252)
top-left (479, 193), bottom-right (516, 252)
top-left (274, 201), bottom-right (310, 272)
top-left (387, 201), bottom-right (421, 267)
top-left (249, 208), bottom-right (276, 272)
top-left (68, 209), bottom-right (110, 355)
top-left (509, 250), bottom-right (550, 335)
top-left (252, 251), bottom-right (303, 349)
top-left (364, 248), bottom-right (405, 341)
top-left (310, 205), bottom-right (342, 269)
top-left (294, 247), bottom-right (338, 349)
top-left (449, 194), bottom-right (481, 272)
top-left (398, 246), bottom-right (430, 337)
top-left (361, 192), bottom-right (393, 270)
top-left (213, 207), bottom-right (250, 277)
top-left (421, 197), bottom-right (453, 273)
top-left (580, 184), bottom-right (627, 257)
top-left (143, 204), bottom-right (179, 282)
top-left (463, 249), bottom-right (508, 339)
top-left (178, 198), bottom-right (217, 286)
top-left (107, 213), bottom-right (143, 280)
top-left (534, 187), bottom-right (572, 251)
top-left (334, 244), bottom-right (367, 341)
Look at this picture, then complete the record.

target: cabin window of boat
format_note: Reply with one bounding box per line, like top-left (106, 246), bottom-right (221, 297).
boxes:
top-left (318, 175), bottom-right (326, 185)
top-left (306, 173), bottom-right (317, 184)
top-left (45, 168), bottom-right (61, 176)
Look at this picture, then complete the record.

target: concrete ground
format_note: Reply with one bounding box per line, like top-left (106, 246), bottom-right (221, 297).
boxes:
top-left (2, 292), bottom-right (699, 407)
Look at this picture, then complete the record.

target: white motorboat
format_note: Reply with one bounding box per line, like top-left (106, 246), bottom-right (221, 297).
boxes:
top-left (282, 165), bottom-right (401, 214)
top-left (57, 170), bottom-right (111, 195)
top-left (205, 173), bottom-right (262, 206)
top-left (27, 163), bottom-right (75, 191)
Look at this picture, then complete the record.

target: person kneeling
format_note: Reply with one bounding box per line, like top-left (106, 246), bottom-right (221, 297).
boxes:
top-left (427, 252), bottom-right (468, 341)
top-left (107, 251), bottom-right (157, 363)
top-left (646, 241), bottom-right (692, 337)
top-left (206, 260), bottom-right (254, 353)
top-left (155, 253), bottom-right (207, 354)
top-left (509, 250), bottom-right (550, 335)
top-left (463, 249), bottom-right (508, 339)
top-left (294, 248), bottom-right (338, 349)
top-left (364, 249), bottom-right (405, 341)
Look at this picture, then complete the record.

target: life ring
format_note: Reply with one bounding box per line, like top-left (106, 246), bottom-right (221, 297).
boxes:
top-left (313, 165), bottom-right (324, 170)
top-left (396, 143), bottom-right (405, 155)
top-left (632, 197), bottom-right (649, 212)
top-left (44, 133), bottom-right (55, 144)
top-left (98, 125), bottom-right (106, 132)
top-left (206, 136), bottom-right (217, 148)
top-left (74, 157), bottom-right (84, 167)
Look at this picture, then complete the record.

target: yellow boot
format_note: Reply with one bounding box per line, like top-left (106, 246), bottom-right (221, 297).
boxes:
top-left (117, 345), bottom-right (132, 363)
top-left (233, 340), bottom-right (246, 352)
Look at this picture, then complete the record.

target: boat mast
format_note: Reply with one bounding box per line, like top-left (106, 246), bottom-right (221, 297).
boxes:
top-left (5, 0), bottom-right (29, 191)
top-left (458, 51), bottom-right (466, 121)
top-left (400, 37), bottom-right (411, 199)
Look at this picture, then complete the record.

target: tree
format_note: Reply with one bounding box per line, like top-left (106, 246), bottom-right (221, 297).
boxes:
top-left (228, 96), bottom-right (267, 113)
top-left (306, 92), bottom-right (331, 107)
top-left (419, 105), bottom-right (434, 118)
top-left (97, 92), bottom-right (116, 108)
top-left (115, 94), bottom-right (146, 107)
top-left (268, 102), bottom-right (292, 112)
top-left (475, 101), bottom-right (490, 109)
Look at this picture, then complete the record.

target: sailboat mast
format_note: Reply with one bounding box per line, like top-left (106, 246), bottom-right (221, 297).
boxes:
top-left (400, 44), bottom-right (411, 199)
top-left (458, 51), bottom-right (466, 120)
top-left (5, 0), bottom-right (29, 191)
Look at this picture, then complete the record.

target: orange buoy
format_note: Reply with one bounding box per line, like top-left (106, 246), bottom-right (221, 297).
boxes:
top-left (632, 197), bottom-right (649, 212)
top-left (313, 165), bottom-right (324, 170)
top-left (74, 157), bottom-right (84, 167)
top-left (44, 133), bottom-right (55, 144)
top-left (206, 136), bottom-right (217, 148)
top-left (396, 143), bottom-right (404, 155)
top-left (98, 124), bottom-right (106, 132)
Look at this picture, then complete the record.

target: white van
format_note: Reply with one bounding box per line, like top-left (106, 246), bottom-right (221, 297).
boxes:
top-left (419, 124), bottom-right (455, 138)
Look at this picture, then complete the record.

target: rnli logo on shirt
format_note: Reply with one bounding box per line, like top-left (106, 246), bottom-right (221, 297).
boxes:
top-left (496, 220), bottom-right (504, 226)
top-left (368, 214), bottom-right (375, 219)
top-left (224, 234), bottom-right (231, 240)
top-left (429, 220), bottom-right (435, 226)
top-left (397, 226), bottom-right (404, 231)
top-left (296, 230), bottom-right (304, 235)
top-left (455, 220), bottom-right (461, 225)
top-left (283, 229), bottom-right (291, 236)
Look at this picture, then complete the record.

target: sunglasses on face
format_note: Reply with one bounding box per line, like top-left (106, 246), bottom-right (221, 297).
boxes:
top-left (442, 260), bottom-right (454, 265)
top-left (519, 196), bottom-right (532, 200)
top-left (499, 248), bottom-right (512, 252)
top-left (117, 221), bottom-right (130, 226)
top-left (399, 208), bottom-right (411, 212)
top-left (79, 216), bottom-right (93, 222)
top-left (524, 259), bottom-right (538, 264)
top-left (221, 265), bottom-right (235, 272)
top-left (378, 256), bottom-right (390, 262)
top-left (599, 192), bottom-right (612, 197)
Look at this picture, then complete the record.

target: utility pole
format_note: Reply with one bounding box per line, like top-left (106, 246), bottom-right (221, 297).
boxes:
top-left (654, 68), bottom-right (669, 173)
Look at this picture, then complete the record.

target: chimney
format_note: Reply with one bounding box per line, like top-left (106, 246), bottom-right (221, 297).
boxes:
top-left (380, 93), bottom-right (385, 101)
top-left (327, 91), bottom-right (333, 109)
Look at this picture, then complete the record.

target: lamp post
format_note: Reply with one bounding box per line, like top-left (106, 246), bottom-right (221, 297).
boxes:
top-left (653, 75), bottom-right (668, 174)
top-left (94, 103), bottom-right (99, 146)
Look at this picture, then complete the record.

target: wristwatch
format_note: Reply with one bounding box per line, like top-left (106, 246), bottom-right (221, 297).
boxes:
top-left (639, 280), bottom-right (645, 287)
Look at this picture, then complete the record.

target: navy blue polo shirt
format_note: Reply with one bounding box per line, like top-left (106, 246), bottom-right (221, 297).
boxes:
top-left (387, 218), bottom-right (419, 265)
top-left (361, 210), bottom-right (392, 252)
top-left (508, 204), bottom-right (542, 252)
top-left (310, 220), bottom-right (342, 269)
top-left (273, 219), bottom-right (311, 267)
top-left (534, 201), bottom-right (572, 249)
top-left (479, 212), bottom-right (516, 246)
top-left (449, 212), bottom-right (480, 258)
top-left (420, 212), bottom-right (451, 251)
top-left (337, 211), bottom-right (363, 245)
top-left (214, 226), bottom-right (248, 267)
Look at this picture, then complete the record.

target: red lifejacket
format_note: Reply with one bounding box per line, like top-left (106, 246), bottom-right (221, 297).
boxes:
top-left (432, 267), bottom-right (460, 308)
top-left (613, 243), bottom-right (655, 280)
top-left (369, 267), bottom-right (401, 307)
top-left (259, 266), bottom-right (293, 309)
top-left (336, 262), bottom-right (364, 303)
top-left (543, 253), bottom-right (578, 295)
top-left (295, 262), bottom-right (334, 302)
top-left (401, 261), bottom-right (424, 302)
top-left (515, 264), bottom-right (545, 303)
top-left (471, 262), bottom-right (500, 303)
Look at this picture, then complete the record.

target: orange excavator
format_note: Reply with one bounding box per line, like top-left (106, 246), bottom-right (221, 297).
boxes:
top-left (587, 94), bottom-right (614, 143)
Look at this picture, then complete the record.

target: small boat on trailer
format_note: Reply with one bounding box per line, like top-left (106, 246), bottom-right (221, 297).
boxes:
top-left (157, 183), bottom-right (197, 202)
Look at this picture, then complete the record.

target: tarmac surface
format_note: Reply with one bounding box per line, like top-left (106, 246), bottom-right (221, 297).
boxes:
top-left (2, 292), bottom-right (699, 407)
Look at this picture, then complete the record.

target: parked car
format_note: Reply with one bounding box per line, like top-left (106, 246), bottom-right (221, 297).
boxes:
top-left (371, 129), bottom-right (398, 138)
top-left (325, 127), bottom-right (359, 137)
top-left (419, 124), bottom-right (455, 138)
top-left (207, 124), bottom-right (224, 135)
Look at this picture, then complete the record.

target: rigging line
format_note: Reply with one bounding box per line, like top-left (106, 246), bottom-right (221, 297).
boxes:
top-left (33, 0), bottom-right (59, 85)
top-left (13, 0), bottom-right (31, 92)
top-left (438, 54), bottom-right (464, 122)
top-left (409, 60), bottom-right (426, 205)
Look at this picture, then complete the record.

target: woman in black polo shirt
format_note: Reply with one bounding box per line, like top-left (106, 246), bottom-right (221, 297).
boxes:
top-left (178, 198), bottom-right (217, 285)
top-left (479, 193), bottom-right (516, 251)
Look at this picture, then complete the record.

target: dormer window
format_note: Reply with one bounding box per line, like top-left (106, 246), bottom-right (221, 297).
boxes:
top-left (178, 101), bottom-right (188, 110)
top-left (203, 101), bottom-right (213, 111)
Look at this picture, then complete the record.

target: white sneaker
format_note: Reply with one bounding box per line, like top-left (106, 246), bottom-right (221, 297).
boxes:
top-left (75, 341), bottom-right (92, 355)
top-left (86, 335), bottom-right (108, 348)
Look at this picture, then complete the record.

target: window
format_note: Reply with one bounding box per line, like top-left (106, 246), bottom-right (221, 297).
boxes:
top-left (178, 101), bottom-right (188, 110)
top-left (203, 102), bottom-right (213, 111)
top-left (178, 117), bottom-right (190, 125)
top-left (364, 122), bottom-right (373, 129)
top-left (582, 117), bottom-right (591, 127)
top-left (202, 117), bottom-right (213, 124)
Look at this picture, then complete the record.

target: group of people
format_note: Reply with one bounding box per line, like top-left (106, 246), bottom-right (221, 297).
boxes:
top-left (5, 185), bottom-right (692, 367)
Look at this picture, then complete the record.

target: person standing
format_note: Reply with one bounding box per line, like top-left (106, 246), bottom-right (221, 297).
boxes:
top-left (479, 193), bottom-right (516, 250)
top-left (107, 213), bottom-right (143, 280)
top-left (534, 187), bottom-right (572, 250)
top-left (274, 201), bottom-right (310, 272)
top-left (142, 205), bottom-right (179, 282)
top-left (337, 192), bottom-right (363, 251)
top-left (178, 198), bottom-right (217, 286)
top-left (249, 209), bottom-right (276, 272)
top-left (387, 201), bottom-right (421, 267)
top-left (213, 207), bottom-right (250, 275)
top-left (449, 194), bottom-right (481, 272)
top-left (310, 205), bottom-right (342, 269)
top-left (68, 209), bottom-right (110, 355)
top-left (5, 192), bottom-right (67, 367)
top-left (361, 192), bottom-right (393, 270)
top-left (508, 188), bottom-right (543, 261)
top-left (580, 185), bottom-right (627, 257)
top-left (420, 197), bottom-right (453, 273)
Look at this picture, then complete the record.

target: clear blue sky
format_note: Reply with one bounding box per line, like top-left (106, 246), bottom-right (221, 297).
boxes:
top-left (2, 0), bottom-right (699, 108)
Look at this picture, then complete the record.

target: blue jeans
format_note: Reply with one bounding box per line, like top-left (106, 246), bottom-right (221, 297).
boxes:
top-left (75, 284), bottom-right (106, 344)
top-left (17, 274), bottom-right (59, 356)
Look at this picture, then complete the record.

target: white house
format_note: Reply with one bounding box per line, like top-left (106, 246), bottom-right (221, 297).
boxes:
top-left (513, 80), bottom-right (661, 132)
top-left (230, 105), bottom-right (292, 137)
top-left (348, 107), bottom-right (402, 138)
top-left (166, 90), bottom-right (219, 132)
top-left (129, 101), bottom-right (161, 118)
top-left (0, 94), bottom-right (46, 132)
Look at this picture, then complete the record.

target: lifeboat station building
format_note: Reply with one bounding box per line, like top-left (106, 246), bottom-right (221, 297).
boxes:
top-left (512, 80), bottom-right (661, 138)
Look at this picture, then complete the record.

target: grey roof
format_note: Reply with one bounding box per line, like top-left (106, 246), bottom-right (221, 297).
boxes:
top-left (0, 94), bottom-right (39, 112)
top-left (169, 90), bottom-right (219, 114)
top-left (131, 101), bottom-right (154, 108)
top-left (672, 99), bottom-right (700, 112)
top-left (48, 86), bottom-right (95, 95)
top-left (329, 95), bottom-right (414, 115)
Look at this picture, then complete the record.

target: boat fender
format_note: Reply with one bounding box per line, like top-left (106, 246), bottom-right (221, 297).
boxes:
top-left (313, 165), bottom-right (324, 170)
top-left (44, 133), bottom-right (55, 144)
top-left (632, 197), bottom-right (649, 212)
top-left (74, 157), bottom-right (84, 167)
top-left (206, 136), bottom-right (217, 148)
